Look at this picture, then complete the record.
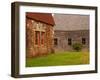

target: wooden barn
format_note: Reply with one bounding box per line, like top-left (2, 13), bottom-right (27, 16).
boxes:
top-left (53, 14), bottom-right (89, 52)
top-left (26, 12), bottom-right (55, 57)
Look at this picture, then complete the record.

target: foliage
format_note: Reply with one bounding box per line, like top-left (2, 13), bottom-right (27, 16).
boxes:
top-left (72, 43), bottom-right (82, 51)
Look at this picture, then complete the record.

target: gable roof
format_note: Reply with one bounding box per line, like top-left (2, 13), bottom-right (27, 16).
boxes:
top-left (53, 14), bottom-right (89, 31)
top-left (26, 12), bottom-right (55, 26)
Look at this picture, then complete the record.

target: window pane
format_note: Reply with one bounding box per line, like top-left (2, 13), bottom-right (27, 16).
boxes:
top-left (82, 38), bottom-right (86, 44)
top-left (54, 38), bottom-right (58, 45)
top-left (35, 31), bottom-right (40, 45)
top-left (41, 32), bottom-right (45, 45)
top-left (68, 38), bottom-right (72, 45)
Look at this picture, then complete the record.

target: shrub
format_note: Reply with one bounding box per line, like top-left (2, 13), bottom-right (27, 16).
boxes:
top-left (72, 43), bottom-right (82, 51)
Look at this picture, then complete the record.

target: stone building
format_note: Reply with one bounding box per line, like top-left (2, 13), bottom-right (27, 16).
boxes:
top-left (26, 12), bottom-right (55, 57)
top-left (53, 14), bottom-right (89, 52)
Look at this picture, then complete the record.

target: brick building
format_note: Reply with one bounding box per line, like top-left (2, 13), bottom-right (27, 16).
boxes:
top-left (53, 14), bottom-right (89, 52)
top-left (26, 12), bottom-right (55, 57)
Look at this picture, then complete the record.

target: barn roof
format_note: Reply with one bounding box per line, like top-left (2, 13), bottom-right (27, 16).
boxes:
top-left (26, 12), bottom-right (55, 26)
top-left (53, 14), bottom-right (89, 31)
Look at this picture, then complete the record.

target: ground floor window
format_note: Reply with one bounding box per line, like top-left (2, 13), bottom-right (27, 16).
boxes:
top-left (68, 38), bottom-right (72, 45)
top-left (54, 38), bottom-right (58, 46)
top-left (35, 31), bottom-right (40, 45)
top-left (82, 38), bottom-right (86, 45)
top-left (35, 31), bottom-right (45, 46)
top-left (41, 32), bottom-right (45, 45)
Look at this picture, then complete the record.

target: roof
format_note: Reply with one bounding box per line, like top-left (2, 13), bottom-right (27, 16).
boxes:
top-left (53, 14), bottom-right (89, 31)
top-left (26, 12), bottom-right (55, 26)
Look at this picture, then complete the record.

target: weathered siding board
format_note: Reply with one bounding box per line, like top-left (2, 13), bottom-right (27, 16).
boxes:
top-left (54, 30), bottom-right (89, 52)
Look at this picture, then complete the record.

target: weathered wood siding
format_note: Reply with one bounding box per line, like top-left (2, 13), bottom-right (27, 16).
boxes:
top-left (54, 30), bottom-right (89, 52)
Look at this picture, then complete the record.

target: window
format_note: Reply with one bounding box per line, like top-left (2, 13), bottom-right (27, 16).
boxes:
top-left (35, 31), bottom-right (45, 45)
top-left (35, 22), bottom-right (46, 46)
top-left (68, 38), bottom-right (72, 45)
top-left (41, 32), bottom-right (45, 45)
top-left (54, 38), bottom-right (58, 46)
top-left (82, 38), bottom-right (86, 45)
top-left (35, 31), bottom-right (40, 45)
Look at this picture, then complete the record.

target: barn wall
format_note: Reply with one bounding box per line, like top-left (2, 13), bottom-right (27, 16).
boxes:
top-left (54, 30), bottom-right (89, 52)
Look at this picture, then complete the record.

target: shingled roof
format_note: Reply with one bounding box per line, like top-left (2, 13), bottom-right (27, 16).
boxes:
top-left (26, 12), bottom-right (55, 26)
top-left (53, 14), bottom-right (89, 31)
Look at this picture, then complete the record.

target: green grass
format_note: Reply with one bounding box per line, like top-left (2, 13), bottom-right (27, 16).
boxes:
top-left (26, 51), bottom-right (89, 67)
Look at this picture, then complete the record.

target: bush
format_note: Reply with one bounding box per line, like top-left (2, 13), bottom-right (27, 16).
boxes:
top-left (72, 43), bottom-right (82, 51)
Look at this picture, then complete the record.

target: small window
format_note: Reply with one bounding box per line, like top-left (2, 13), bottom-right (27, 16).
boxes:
top-left (54, 38), bottom-right (58, 46)
top-left (82, 38), bottom-right (86, 45)
top-left (41, 32), bottom-right (45, 45)
top-left (68, 38), bottom-right (72, 45)
top-left (35, 31), bottom-right (40, 45)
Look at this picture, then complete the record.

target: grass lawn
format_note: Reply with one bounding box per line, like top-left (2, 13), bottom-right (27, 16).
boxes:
top-left (26, 51), bottom-right (89, 67)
